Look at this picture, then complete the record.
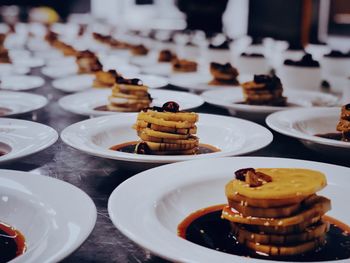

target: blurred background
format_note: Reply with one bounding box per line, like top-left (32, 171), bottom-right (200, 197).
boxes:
top-left (0, 0), bottom-right (349, 50)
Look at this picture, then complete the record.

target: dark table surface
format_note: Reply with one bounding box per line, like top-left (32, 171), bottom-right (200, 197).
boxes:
top-left (1, 67), bottom-right (348, 263)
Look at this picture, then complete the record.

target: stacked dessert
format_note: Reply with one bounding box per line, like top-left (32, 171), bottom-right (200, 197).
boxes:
top-left (0, 48), bottom-right (11, 64)
top-left (158, 49), bottom-right (177, 62)
top-left (336, 104), bottom-right (350, 142)
top-left (133, 102), bottom-right (199, 155)
top-left (76, 50), bottom-right (103, 74)
top-left (93, 69), bottom-right (119, 88)
top-left (209, 62), bottom-right (239, 86)
top-left (130, 44), bottom-right (149, 56)
top-left (107, 76), bottom-right (152, 112)
top-left (45, 31), bottom-right (77, 56)
top-left (172, 59), bottom-right (197, 72)
top-left (222, 168), bottom-right (331, 256)
top-left (241, 75), bottom-right (287, 106)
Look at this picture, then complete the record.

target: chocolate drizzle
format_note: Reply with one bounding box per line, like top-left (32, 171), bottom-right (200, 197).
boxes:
top-left (116, 76), bottom-right (143, 86)
top-left (284, 54), bottom-right (320, 67)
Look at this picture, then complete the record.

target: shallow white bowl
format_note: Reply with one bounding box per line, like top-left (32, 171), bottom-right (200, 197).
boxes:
top-left (0, 118), bottom-right (58, 163)
top-left (202, 88), bottom-right (339, 120)
top-left (61, 113), bottom-right (272, 168)
top-left (0, 75), bottom-right (45, 91)
top-left (59, 89), bottom-right (204, 117)
top-left (0, 169), bottom-right (96, 263)
top-left (108, 157), bottom-right (350, 263)
top-left (0, 91), bottom-right (48, 116)
top-left (0, 64), bottom-right (30, 76)
top-left (266, 107), bottom-right (349, 157)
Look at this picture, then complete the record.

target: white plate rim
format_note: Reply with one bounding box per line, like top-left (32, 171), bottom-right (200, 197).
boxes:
top-left (60, 113), bottom-right (273, 163)
top-left (0, 169), bottom-right (97, 263)
top-left (266, 107), bottom-right (350, 149)
top-left (108, 156), bottom-right (350, 263)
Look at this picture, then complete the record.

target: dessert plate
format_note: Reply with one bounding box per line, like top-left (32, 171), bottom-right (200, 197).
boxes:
top-left (202, 88), bottom-right (339, 119)
top-left (0, 91), bottom-right (48, 117)
top-left (0, 118), bottom-right (58, 164)
top-left (0, 75), bottom-right (45, 91)
top-left (0, 169), bottom-right (96, 263)
top-left (52, 74), bottom-right (95, 93)
top-left (42, 65), bottom-right (78, 79)
top-left (0, 64), bottom-right (30, 76)
top-left (108, 156), bottom-right (350, 263)
top-left (169, 74), bottom-right (251, 92)
top-left (266, 107), bottom-right (349, 157)
top-left (61, 113), bottom-right (272, 169)
top-left (58, 89), bottom-right (204, 117)
top-left (141, 63), bottom-right (172, 76)
top-left (12, 56), bottom-right (45, 68)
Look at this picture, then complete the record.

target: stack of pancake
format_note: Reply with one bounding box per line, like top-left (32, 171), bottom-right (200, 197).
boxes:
top-left (336, 104), bottom-right (350, 141)
top-left (93, 69), bottom-right (119, 88)
top-left (0, 48), bottom-right (11, 64)
top-left (107, 76), bottom-right (152, 112)
top-left (76, 50), bottom-right (103, 74)
top-left (133, 102), bottom-right (199, 155)
top-left (158, 49), bottom-right (177, 62)
top-left (209, 62), bottom-right (239, 86)
top-left (172, 59), bottom-right (197, 72)
top-left (241, 75), bottom-right (287, 106)
top-left (222, 168), bottom-right (331, 256)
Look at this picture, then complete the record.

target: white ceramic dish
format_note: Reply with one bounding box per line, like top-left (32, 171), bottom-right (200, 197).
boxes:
top-left (52, 74), bottom-right (95, 93)
top-left (52, 73), bottom-right (168, 93)
top-left (202, 88), bottom-right (339, 119)
top-left (0, 75), bottom-right (45, 91)
top-left (266, 107), bottom-right (349, 157)
top-left (141, 63), bottom-right (172, 76)
top-left (61, 113), bottom-right (272, 169)
top-left (0, 64), bottom-right (29, 76)
top-left (0, 118), bottom-right (58, 163)
top-left (12, 57), bottom-right (45, 68)
top-left (108, 156), bottom-right (350, 263)
top-left (59, 89), bottom-right (204, 117)
top-left (0, 91), bottom-right (48, 116)
top-left (41, 65), bottom-right (78, 79)
top-left (0, 169), bottom-right (96, 263)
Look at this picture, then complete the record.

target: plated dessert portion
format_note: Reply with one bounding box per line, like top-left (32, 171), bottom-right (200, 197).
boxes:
top-left (111, 101), bottom-right (219, 155)
top-left (316, 104), bottom-right (350, 142)
top-left (209, 62), bottom-right (239, 86)
top-left (172, 59), bottom-right (198, 73)
top-left (93, 69), bottom-right (120, 88)
top-left (158, 49), bottom-right (177, 62)
top-left (76, 50), bottom-right (103, 74)
top-left (0, 221), bottom-right (26, 262)
top-left (178, 167), bottom-right (350, 261)
top-left (241, 74), bottom-right (287, 106)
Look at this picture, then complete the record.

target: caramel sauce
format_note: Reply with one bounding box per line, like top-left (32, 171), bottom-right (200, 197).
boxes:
top-left (110, 141), bottom-right (220, 155)
top-left (178, 205), bottom-right (350, 261)
top-left (315, 133), bottom-right (345, 141)
top-left (94, 105), bottom-right (110, 111)
top-left (0, 107), bottom-right (12, 116)
top-left (0, 222), bottom-right (26, 263)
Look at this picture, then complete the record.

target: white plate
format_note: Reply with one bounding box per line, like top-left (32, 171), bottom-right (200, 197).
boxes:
top-left (0, 75), bottom-right (45, 91)
top-left (169, 73), bottom-right (251, 92)
top-left (12, 57), bottom-right (45, 68)
top-left (108, 156), bottom-right (350, 263)
top-left (134, 74), bottom-right (169, 88)
top-left (61, 114), bottom-right (272, 169)
top-left (52, 74), bottom-right (95, 93)
top-left (59, 89), bottom-right (204, 117)
top-left (0, 91), bottom-right (48, 116)
top-left (0, 64), bottom-right (30, 76)
top-left (202, 88), bottom-right (339, 119)
top-left (266, 107), bottom-right (350, 157)
top-left (0, 118), bottom-right (58, 163)
top-left (0, 169), bottom-right (96, 263)
top-left (41, 65), bottom-right (78, 79)
top-left (141, 63), bottom-right (172, 76)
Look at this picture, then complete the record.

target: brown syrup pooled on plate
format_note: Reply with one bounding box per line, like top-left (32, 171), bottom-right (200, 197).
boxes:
top-left (0, 222), bottom-right (26, 263)
top-left (110, 141), bottom-right (220, 155)
top-left (177, 205), bottom-right (350, 262)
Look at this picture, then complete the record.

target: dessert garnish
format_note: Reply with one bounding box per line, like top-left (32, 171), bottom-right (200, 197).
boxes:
top-left (172, 59), bottom-right (197, 72)
top-left (106, 76), bottom-right (152, 112)
top-left (158, 49), bottom-right (177, 62)
top-left (284, 53), bottom-right (320, 67)
top-left (241, 74), bottom-right (287, 106)
top-left (209, 62), bottom-right (239, 86)
top-left (93, 69), bottom-right (120, 88)
top-left (178, 168), bottom-right (350, 261)
top-left (76, 50), bottom-right (103, 73)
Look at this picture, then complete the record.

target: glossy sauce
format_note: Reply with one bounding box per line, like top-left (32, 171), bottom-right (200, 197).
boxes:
top-left (94, 105), bottom-right (112, 111)
top-left (110, 141), bottom-right (220, 154)
top-left (0, 107), bottom-right (12, 116)
top-left (178, 205), bottom-right (350, 262)
top-left (0, 222), bottom-right (26, 263)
